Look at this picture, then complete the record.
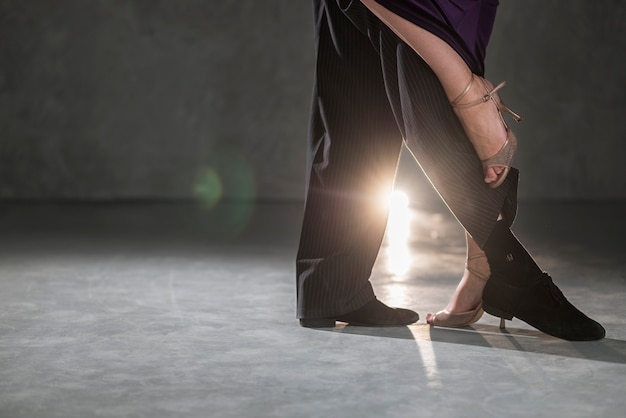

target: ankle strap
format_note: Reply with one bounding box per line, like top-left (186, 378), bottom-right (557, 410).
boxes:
top-left (450, 74), bottom-right (475, 107)
top-left (467, 252), bottom-right (487, 261)
top-left (466, 252), bottom-right (490, 282)
top-left (451, 76), bottom-right (507, 110)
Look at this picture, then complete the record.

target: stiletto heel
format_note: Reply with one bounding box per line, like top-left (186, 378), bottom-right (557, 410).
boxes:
top-left (482, 302), bottom-right (512, 330)
top-left (496, 100), bottom-right (522, 123)
top-left (450, 75), bottom-right (522, 189)
top-left (427, 253), bottom-right (490, 328)
top-left (482, 301), bottom-right (514, 324)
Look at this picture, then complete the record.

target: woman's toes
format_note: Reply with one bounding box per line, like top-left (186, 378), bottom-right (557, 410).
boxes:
top-left (426, 313), bottom-right (435, 325)
top-left (484, 168), bottom-right (497, 183)
top-left (484, 166), bottom-right (506, 183)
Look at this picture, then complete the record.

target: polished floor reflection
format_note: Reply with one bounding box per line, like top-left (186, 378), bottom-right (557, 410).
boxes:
top-left (0, 200), bottom-right (624, 418)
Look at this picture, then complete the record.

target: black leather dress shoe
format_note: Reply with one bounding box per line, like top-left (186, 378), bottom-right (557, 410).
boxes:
top-left (483, 272), bottom-right (605, 341)
top-left (299, 298), bottom-right (419, 328)
top-left (483, 220), bottom-right (605, 341)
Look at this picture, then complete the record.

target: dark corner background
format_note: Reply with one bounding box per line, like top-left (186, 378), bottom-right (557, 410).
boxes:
top-left (1, 0), bottom-right (625, 206)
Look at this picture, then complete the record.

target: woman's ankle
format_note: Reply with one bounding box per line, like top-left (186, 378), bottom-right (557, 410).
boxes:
top-left (450, 75), bottom-right (509, 183)
top-left (445, 268), bottom-right (489, 313)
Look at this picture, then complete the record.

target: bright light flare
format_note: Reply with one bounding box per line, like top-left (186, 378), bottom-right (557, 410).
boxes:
top-left (384, 190), bottom-right (412, 276)
top-left (386, 190), bottom-right (410, 241)
top-left (389, 190), bottom-right (409, 211)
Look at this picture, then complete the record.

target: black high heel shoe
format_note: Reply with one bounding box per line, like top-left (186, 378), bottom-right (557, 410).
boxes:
top-left (482, 220), bottom-right (605, 341)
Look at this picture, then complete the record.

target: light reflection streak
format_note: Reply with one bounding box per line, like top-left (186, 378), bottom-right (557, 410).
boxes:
top-left (414, 338), bottom-right (442, 388)
top-left (385, 192), bottom-right (443, 385)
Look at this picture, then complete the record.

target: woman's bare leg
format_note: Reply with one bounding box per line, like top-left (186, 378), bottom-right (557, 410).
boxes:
top-left (359, 0), bottom-right (504, 317)
top-left (360, 0), bottom-right (508, 185)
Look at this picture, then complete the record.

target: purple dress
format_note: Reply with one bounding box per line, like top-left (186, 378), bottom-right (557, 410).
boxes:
top-left (373, 0), bottom-right (499, 75)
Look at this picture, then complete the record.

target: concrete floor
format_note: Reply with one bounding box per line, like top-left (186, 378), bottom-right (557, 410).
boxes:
top-left (0, 200), bottom-right (625, 418)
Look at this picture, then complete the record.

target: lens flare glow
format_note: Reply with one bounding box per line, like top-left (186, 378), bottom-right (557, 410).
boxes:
top-left (194, 168), bottom-right (223, 209)
top-left (192, 147), bottom-right (256, 238)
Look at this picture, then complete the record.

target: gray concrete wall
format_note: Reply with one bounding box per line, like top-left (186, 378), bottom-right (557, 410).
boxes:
top-left (1, 0), bottom-right (625, 201)
top-left (485, 0), bottom-right (626, 200)
top-left (0, 0), bottom-right (313, 201)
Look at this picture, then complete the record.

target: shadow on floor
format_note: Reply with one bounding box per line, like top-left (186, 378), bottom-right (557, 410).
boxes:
top-left (313, 323), bottom-right (626, 364)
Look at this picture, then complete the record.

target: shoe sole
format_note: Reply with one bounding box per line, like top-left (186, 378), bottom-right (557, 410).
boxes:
top-left (299, 317), bottom-right (419, 328)
top-left (299, 318), bottom-right (336, 328)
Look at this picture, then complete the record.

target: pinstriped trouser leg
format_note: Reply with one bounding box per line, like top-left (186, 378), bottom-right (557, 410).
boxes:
top-left (296, 0), bottom-right (518, 319)
top-left (296, 0), bottom-right (404, 319)
top-left (381, 33), bottom-right (518, 247)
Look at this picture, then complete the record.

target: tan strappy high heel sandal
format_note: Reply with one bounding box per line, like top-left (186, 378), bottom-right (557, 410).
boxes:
top-left (427, 253), bottom-right (490, 327)
top-left (451, 75), bottom-right (522, 189)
